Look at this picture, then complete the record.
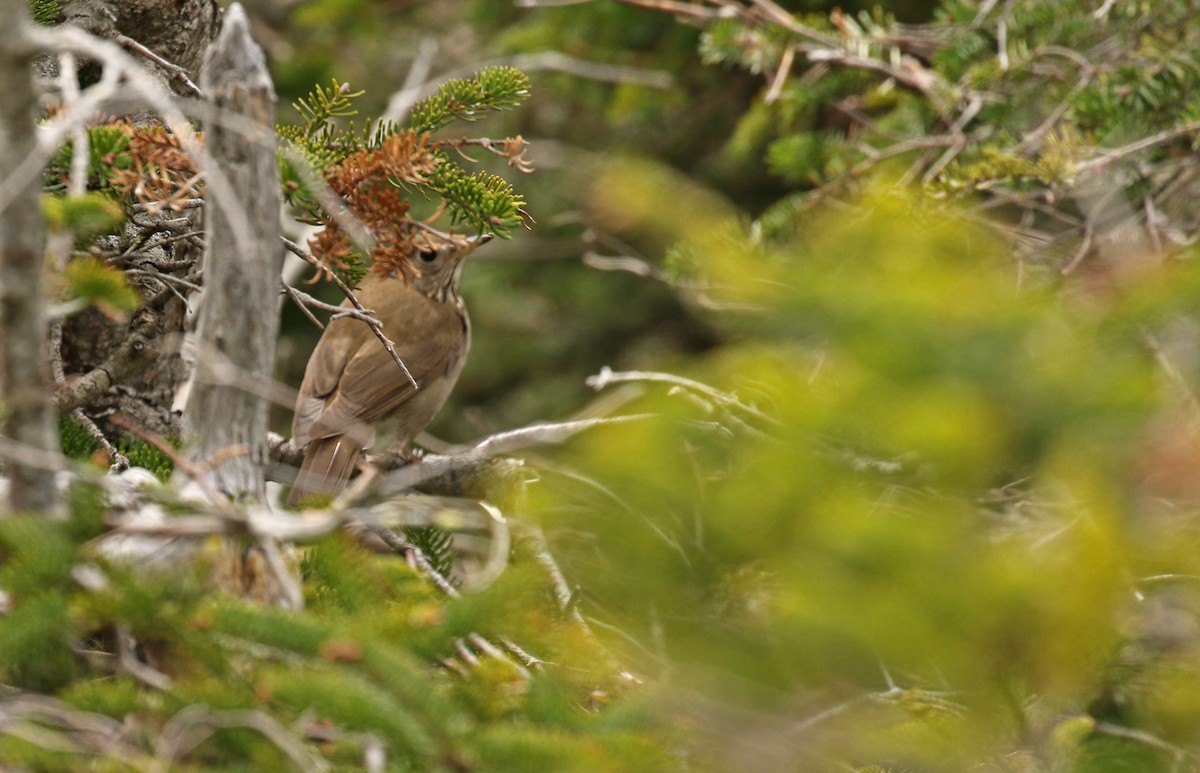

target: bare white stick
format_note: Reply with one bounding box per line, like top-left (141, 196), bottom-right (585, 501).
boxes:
top-left (184, 4), bottom-right (283, 499)
top-left (0, 8), bottom-right (62, 515)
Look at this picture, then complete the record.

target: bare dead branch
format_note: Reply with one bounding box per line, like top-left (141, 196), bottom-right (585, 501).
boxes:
top-left (0, 7), bottom-right (61, 514)
top-left (184, 5), bottom-right (284, 499)
top-left (116, 625), bottom-right (173, 690)
top-left (50, 321), bottom-right (131, 472)
top-left (764, 44), bottom-right (796, 103)
top-left (0, 693), bottom-right (151, 768)
top-left (156, 704), bottom-right (329, 772)
top-left (1076, 120), bottom-right (1200, 174)
top-left (370, 414), bottom-right (671, 500)
top-left (368, 525), bottom-right (462, 597)
top-left (115, 33), bottom-right (204, 97)
top-left (587, 366), bottom-right (780, 427)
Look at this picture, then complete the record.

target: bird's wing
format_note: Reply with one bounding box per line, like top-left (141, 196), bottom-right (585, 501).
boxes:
top-left (292, 312), bottom-right (369, 444)
top-left (306, 296), bottom-right (467, 444)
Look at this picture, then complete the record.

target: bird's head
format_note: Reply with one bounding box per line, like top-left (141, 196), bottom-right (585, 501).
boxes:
top-left (410, 231), bottom-right (493, 299)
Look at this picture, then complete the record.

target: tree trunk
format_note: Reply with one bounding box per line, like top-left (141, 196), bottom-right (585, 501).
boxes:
top-left (51, 0), bottom-right (220, 440)
top-left (184, 3), bottom-right (282, 499)
top-left (0, 5), bottom-right (61, 516)
top-left (54, 0), bottom-right (221, 96)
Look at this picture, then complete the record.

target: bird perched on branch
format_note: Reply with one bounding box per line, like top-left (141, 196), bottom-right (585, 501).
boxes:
top-left (288, 232), bottom-right (492, 507)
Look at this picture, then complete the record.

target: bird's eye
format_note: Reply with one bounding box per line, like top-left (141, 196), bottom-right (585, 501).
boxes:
top-left (418, 249), bottom-right (438, 263)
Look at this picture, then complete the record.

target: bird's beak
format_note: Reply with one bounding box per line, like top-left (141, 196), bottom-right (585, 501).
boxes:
top-left (468, 233), bottom-right (494, 247)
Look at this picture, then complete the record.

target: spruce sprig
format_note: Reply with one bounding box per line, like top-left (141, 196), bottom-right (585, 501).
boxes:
top-left (427, 158), bottom-right (526, 238)
top-left (408, 66), bottom-right (531, 135)
top-left (26, 0), bottom-right (59, 24)
top-left (293, 79), bottom-right (365, 142)
top-left (402, 527), bottom-right (456, 581)
top-left (279, 67), bottom-right (532, 283)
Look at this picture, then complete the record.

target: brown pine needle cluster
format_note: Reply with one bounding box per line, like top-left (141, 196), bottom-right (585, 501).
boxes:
top-left (106, 122), bottom-right (202, 213)
top-left (502, 135), bottom-right (535, 174)
top-left (307, 130), bottom-right (442, 282)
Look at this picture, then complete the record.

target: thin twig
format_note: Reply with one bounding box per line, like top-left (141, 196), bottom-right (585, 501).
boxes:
top-left (807, 48), bottom-right (941, 97)
top-left (156, 704), bottom-right (328, 772)
top-left (613, 0), bottom-right (731, 22)
top-left (281, 238), bottom-right (418, 390)
top-left (115, 34), bottom-right (204, 97)
top-left (1142, 328), bottom-right (1200, 428)
top-left (115, 625), bottom-right (173, 691)
top-left (1016, 47), bottom-right (1095, 154)
top-left (281, 282), bottom-right (390, 329)
top-left (282, 284), bottom-right (325, 330)
top-left (1060, 222), bottom-right (1093, 276)
top-left (111, 229), bottom-right (205, 265)
top-left (0, 694), bottom-right (151, 768)
top-left (1092, 721), bottom-right (1191, 762)
top-left (257, 535), bottom-right (305, 610)
top-left (499, 637), bottom-right (546, 669)
top-left (1093, 0), bottom-right (1118, 20)
top-left (764, 44), bottom-right (796, 103)
top-left (521, 525), bottom-right (608, 651)
top-left (1076, 120), bottom-right (1200, 173)
top-left (371, 414), bottom-right (698, 498)
top-left (367, 525), bottom-right (461, 597)
top-left (130, 198), bottom-right (205, 213)
top-left (125, 268), bottom-right (203, 293)
top-left (587, 366), bottom-right (780, 427)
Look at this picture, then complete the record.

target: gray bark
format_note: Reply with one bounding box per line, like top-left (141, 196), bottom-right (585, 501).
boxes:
top-left (0, 7), bottom-right (61, 515)
top-left (54, 0), bottom-right (221, 96)
top-left (184, 4), bottom-right (282, 499)
top-left (50, 0), bottom-right (219, 436)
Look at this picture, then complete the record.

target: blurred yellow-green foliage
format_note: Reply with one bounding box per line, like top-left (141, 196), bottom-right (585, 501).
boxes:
top-left (527, 167), bottom-right (1200, 768)
top-left (15, 0), bottom-right (1200, 770)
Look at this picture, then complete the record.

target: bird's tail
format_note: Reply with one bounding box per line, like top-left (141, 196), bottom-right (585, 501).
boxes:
top-left (287, 435), bottom-right (362, 507)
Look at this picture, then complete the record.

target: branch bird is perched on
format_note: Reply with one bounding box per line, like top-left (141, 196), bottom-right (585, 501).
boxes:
top-left (288, 232), bottom-right (492, 507)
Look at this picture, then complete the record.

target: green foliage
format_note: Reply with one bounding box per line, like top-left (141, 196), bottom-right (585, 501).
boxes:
top-left (0, 508), bottom-right (630, 769)
top-left (403, 526), bottom-right (456, 580)
top-left (41, 192), bottom-right (124, 236)
top-left (58, 416), bottom-right (175, 479)
top-left (62, 256), bottom-right (140, 314)
top-left (408, 66), bottom-right (532, 135)
top-left (276, 78), bottom-right (372, 177)
top-left (554, 163), bottom-right (1200, 767)
top-left (26, 0), bottom-right (58, 24)
top-left (427, 159), bottom-right (527, 239)
top-left (292, 78), bottom-right (364, 142)
top-left (45, 125), bottom-right (133, 194)
top-left (278, 68), bottom-right (530, 287)
top-left (0, 519), bottom-right (82, 690)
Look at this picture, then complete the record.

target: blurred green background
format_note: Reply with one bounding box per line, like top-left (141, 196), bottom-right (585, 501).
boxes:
top-left (23, 1), bottom-right (1200, 769)
top-left (21, 0), bottom-right (1200, 768)
top-left (268, 1), bottom-right (952, 442)
top-left (255, 1), bottom-right (1200, 767)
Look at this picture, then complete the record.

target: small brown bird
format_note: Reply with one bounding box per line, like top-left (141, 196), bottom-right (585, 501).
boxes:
top-left (287, 233), bottom-right (491, 507)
